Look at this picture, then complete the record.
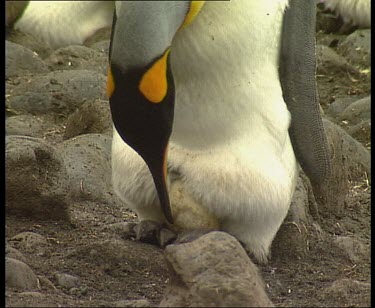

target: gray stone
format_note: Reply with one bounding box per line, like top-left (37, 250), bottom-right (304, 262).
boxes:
top-left (6, 246), bottom-right (27, 263)
top-left (288, 172), bottom-right (309, 223)
top-left (6, 70), bottom-right (107, 116)
top-left (320, 279), bottom-right (370, 307)
top-left (160, 231), bottom-right (274, 307)
top-left (90, 40), bottom-right (110, 55)
top-left (333, 236), bottom-right (369, 263)
top-left (6, 114), bottom-right (59, 139)
top-left (316, 44), bottom-right (360, 76)
top-left (45, 45), bottom-right (108, 75)
top-left (9, 232), bottom-right (48, 254)
top-left (6, 41), bottom-right (49, 78)
top-left (57, 133), bottom-right (117, 205)
top-left (326, 96), bottom-right (359, 119)
top-left (271, 172), bottom-right (311, 262)
top-left (315, 119), bottom-right (370, 217)
top-left (339, 96), bottom-right (371, 124)
top-left (6, 258), bottom-right (40, 291)
top-left (6, 28), bottom-right (53, 59)
top-left (316, 32), bottom-right (345, 49)
top-left (54, 273), bottom-right (80, 290)
top-left (346, 119), bottom-right (370, 148)
top-left (64, 99), bottom-right (112, 139)
top-left (6, 135), bottom-right (71, 220)
top-left (337, 29), bottom-right (371, 68)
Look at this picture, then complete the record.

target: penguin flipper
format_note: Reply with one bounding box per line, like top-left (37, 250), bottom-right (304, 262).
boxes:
top-left (279, 0), bottom-right (331, 188)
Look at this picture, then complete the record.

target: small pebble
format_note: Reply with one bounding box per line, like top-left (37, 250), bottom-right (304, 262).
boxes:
top-left (54, 273), bottom-right (79, 290)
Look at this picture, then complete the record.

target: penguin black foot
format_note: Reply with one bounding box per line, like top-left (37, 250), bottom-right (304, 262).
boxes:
top-left (121, 220), bottom-right (177, 247)
top-left (120, 221), bottom-right (212, 248)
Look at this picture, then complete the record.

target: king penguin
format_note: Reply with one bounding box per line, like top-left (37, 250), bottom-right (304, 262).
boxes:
top-left (13, 0), bottom-right (331, 263)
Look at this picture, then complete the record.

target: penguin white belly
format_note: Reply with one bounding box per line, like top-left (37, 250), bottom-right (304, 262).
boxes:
top-left (112, 0), bottom-right (297, 262)
top-left (14, 1), bottom-right (115, 48)
top-left (322, 0), bottom-right (371, 27)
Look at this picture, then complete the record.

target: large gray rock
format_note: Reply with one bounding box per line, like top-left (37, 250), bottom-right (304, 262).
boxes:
top-left (160, 231), bottom-right (273, 307)
top-left (316, 44), bottom-right (360, 76)
top-left (6, 28), bottom-right (53, 59)
top-left (90, 40), bottom-right (110, 56)
top-left (6, 69), bottom-right (107, 116)
top-left (45, 45), bottom-right (108, 75)
top-left (6, 258), bottom-right (40, 291)
top-left (346, 120), bottom-right (371, 148)
top-left (337, 29), bottom-right (371, 68)
top-left (6, 246), bottom-right (28, 264)
top-left (6, 114), bottom-right (60, 139)
top-left (271, 171), bottom-right (311, 262)
top-left (316, 119), bottom-right (370, 217)
top-left (6, 136), bottom-right (71, 220)
top-left (315, 44), bottom-right (369, 105)
top-left (57, 133), bottom-right (117, 205)
top-left (9, 232), bottom-right (48, 254)
top-left (319, 279), bottom-right (370, 307)
top-left (54, 273), bottom-right (80, 290)
top-left (6, 41), bottom-right (49, 78)
top-left (325, 96), bottom-right (371, 147)
top-left (339, 96), bottom-right (371, 124)
top-left (64, 99), bottom-right (112, 139)
top-left (338, 96), bottom-right (371, 147)
top-left (333, 236), bottom-right (369, 264)
top-left (326, 96), bottom-right (360, 119)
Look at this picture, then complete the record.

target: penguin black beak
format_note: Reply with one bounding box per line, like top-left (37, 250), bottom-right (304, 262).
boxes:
top-left (106, 1), bottom-right (205, 224)
top-left (107, 52), bottom-right (175, 223)
top-left (106, 2), bottom-right (193, 224)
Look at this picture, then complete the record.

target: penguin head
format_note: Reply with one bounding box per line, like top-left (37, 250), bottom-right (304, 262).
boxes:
top-left (107, 1), bottom-right (205, 224)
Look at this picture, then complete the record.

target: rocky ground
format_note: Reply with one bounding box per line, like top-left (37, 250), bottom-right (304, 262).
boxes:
top-left (5, 5), bottom-right (371, 307)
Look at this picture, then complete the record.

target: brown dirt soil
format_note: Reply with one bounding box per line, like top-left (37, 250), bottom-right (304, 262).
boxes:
top-left (5, 180), bottom-right (371, 307)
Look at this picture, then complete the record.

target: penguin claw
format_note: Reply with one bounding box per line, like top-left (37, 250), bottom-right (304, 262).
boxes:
top-left (134, 220), bottom-right (164, 245)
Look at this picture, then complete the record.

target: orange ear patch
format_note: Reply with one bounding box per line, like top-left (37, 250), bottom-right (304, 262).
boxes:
top-left (107, 67), bottom-right (115, 98)
top-left (139, 49), bottom-right (171, 103)
top-left (181, 1), bottom-right (205, 29)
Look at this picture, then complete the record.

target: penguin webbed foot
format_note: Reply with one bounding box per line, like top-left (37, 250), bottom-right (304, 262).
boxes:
top-left (121, 220), bottom-right (177, 247)
top-left (121, 220), bottom-right (211, 248)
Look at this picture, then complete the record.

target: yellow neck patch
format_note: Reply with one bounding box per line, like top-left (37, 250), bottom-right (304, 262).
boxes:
top-left (106, 67), bottom-right (115, 98)
top-left (139, 49), bottom-right (171, 103)
top-left (181, 1), bottom-right (205, 29)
